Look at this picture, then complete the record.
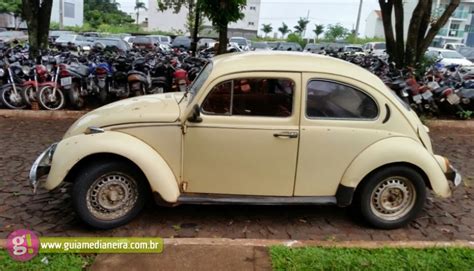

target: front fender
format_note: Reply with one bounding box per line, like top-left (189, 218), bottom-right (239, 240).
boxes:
top-left (45, 131), bottom-right (180, 202)
top-left (340, 136), bottom-right (451, 198)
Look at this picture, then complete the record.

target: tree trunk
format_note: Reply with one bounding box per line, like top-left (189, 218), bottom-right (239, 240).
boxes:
top-left (393, 0), bottom-right (404, 67)
top-left (378, 0), bottom-right (396, 62)
top-left (22, 0), bottom-right (53, 58)
top-left (416, 0), bottom-right (460, 63)
top-left (405, 0), bottom-right (429, 67)
top-left (217, 23), bottom-right (228, 55)
top-left (136, 11), bottom-right (139, 26)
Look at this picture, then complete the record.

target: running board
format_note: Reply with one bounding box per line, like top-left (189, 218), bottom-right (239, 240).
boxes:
top-left (177, 194), bottom-right (337, 205)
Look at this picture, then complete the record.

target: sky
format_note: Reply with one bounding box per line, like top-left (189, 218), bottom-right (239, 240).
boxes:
top-left (116, 0), bottom-right (380, 38)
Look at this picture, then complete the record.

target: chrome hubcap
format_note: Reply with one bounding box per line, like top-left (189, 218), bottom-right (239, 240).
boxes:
top-left (370, 177), bottom-right (416, 220)
top-left (86, 173), bottom-right (138, 220)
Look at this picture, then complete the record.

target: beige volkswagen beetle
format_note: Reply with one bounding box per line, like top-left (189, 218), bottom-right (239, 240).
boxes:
top-left (30, 52), bottom-right (461, 229)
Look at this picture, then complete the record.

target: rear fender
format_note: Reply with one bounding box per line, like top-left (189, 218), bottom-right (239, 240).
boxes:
top-left (340, 137), bottom-right (451, 198)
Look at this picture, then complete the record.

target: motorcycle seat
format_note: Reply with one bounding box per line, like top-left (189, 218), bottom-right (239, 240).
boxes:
top-left (68, 65), bottom-right (89, 77)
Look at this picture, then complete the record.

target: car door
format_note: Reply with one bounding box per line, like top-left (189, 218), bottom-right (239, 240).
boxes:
top-left (183, 72), bottom-right (301, 196)
top-left (295, 73), bottom-right (389, 196)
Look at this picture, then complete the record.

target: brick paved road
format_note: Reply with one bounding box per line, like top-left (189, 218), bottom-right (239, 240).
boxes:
top-left (0, 117), bottom-right (472, 240)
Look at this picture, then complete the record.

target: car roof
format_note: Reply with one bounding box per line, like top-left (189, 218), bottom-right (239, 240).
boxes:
top-left (211, 52), bottom-right (383, 87)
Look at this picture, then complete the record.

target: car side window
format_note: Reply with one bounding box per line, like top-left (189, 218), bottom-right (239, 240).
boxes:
top-left (202, 78), bottom-right (294, 117)
top-left (306, 80), bottom-right (378, 119)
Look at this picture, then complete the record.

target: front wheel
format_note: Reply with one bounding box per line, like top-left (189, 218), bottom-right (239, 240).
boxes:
top-left (0, 85), bottom-right (26, 109)
top-left (72, 161), bottom-right (148, 229)
top-left (38, 86), bottom-right (65, 110)
top-left (21, 85), bottom-right (37, 106)
top-left (354, 166), bottom-right (426, 229)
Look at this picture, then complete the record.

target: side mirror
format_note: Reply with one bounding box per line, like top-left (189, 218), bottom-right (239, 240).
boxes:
top-left (187, 104), bottom-right (203, 123)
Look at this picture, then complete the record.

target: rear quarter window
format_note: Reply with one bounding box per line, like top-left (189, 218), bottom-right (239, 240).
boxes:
top-left (306, 80), bottom-right (379, 119)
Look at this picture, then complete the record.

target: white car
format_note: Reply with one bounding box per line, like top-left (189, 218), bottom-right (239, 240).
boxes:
top-left (363, 42), bottom-right (386, 56)
top-left (443, 43), bottom-right (465, 51)
top-left (229, 37), bottom-right (251, 51)
top-left (427, 47), bottom-right (473, 66)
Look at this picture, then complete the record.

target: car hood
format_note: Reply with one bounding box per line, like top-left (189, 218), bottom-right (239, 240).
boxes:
top-left (64, 93), bottom-right (182, 138)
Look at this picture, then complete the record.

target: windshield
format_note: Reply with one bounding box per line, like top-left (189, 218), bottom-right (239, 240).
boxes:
top-left (441, 51), bottom-right (464, 59)
top-left (134, 37), bottom-right (151, 43)
top-left (374, 43), bottom-right (386, 49)
top-left (56, 35), bottom-right (75, 42)
top-left (187, 62), bottom-right (213, 105)
top-left (230, 38), bottom-right (247, 46)
top-left (345, 46), bottom-right (362, 52)
top-left (252, 42), bottom-right (268, 48)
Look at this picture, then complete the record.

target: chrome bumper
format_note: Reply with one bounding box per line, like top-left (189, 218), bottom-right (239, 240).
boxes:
top-left (29, 143), bottom-right (57, 193)
top-left (445, 164), bottom-right (462, 187)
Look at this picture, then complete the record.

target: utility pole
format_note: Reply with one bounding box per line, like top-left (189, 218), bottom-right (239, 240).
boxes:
top-left (59, 0), bottom-right (64, 30)
top-left (303, 9), bottom-right (310, 38)
top-left (354, 0), bottom-right (363, 37)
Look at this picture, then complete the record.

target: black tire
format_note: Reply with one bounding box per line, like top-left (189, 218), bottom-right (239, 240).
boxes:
top-left (354, 166), bottom-right (426, 229)
top-left (38, 86), bottom-right (65, 110)
top-left (71, 160), bottom-right (148, 229)
top-left (0, 85), bottom-right (26, 109)
top-left (67, 82), bottom-right (85, 109)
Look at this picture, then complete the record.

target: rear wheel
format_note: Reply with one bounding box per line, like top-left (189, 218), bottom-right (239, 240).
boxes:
top-left (72, 161), bottom-right (148, 229)
top-left (21, 85), bottom-right (37, 106)
top-left (67, 82), bottom-right (85, 109)
top-left (354, 166), bottom-right (426, 229)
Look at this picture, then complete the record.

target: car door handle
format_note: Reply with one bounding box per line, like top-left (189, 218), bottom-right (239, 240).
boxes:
top-left (273, 131), bottom-right (299, 139)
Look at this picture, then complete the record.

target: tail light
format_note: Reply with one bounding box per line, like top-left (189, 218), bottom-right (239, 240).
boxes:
top-left (442, 88), bottom-right (453, 97)
top-left (59, 67), bottom-right (70, 77)
top-left (96, 67), bottom-right (108, 75)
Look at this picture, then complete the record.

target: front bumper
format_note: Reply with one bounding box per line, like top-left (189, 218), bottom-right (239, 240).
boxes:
top-left (445, 164), bottom-right (463, 187)
top-left (29, 143), bottom-right (57, 193)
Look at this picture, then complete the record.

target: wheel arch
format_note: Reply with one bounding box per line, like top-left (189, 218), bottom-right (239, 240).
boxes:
top-left (336, 136), bottom-right (451, 206)
top-left (44, 131), bottom-right (181, 203)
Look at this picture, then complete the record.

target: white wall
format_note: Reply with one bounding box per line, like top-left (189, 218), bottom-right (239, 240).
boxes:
top-left (364, 11), bottom-right (384, 38)
top-left (50, 0), bottom-right (84, 27)
top-left (147, 0), bottom-right (261, 34)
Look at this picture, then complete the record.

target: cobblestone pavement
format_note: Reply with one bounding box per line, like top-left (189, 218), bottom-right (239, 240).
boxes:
top-left (0, 117), bottom-right (472, 241)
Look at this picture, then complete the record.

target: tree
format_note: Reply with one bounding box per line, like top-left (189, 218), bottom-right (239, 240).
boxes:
top-left (261, 23), bottom-right (272, 37)
top-left (135, 1), bottom-right (147, 26)
top-left (184, 2), bottom-right (204, 36)
top-left (294, 17), bottom-right (309, 35)
top-left (324, 23), bottom-right (349, 41)
top-left (157, 0), bottom-right (246, 54)
top-left (313, 24), bottom-right (324, 42)
top-left (22, 0), bottom-right (53, 58)
top-left (198, 0), bottom-right (246, 54)
top-left (379, 0), bottom-right (460, 67)
top-left (84, 0), bottom-right (134, 28)
top-left (278, 22), bottom-right (290, 38)
top-left (0, 0), bottom-right (22, 29)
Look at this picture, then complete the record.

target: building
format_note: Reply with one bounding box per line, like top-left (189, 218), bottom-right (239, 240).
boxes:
top-left (364, 10), bottom-right (384, 38)
top-left (147, 0), bottom-right (261, 39)
top-left (51, 0), bottom-right (84, 27)
top-left (365, 0), bottom-right (474, 47)
top-left (0, 0), bottom-right (83, 29)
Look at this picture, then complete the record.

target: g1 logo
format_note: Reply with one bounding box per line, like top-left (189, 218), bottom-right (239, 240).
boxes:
top-left (6, 229), bottom-right (39, 261)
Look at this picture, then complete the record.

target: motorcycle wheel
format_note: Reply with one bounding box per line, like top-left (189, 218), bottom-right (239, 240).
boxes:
top-left (68, 82), bottom-right (85, 109)
top-left (0, 85), bottom-right (26, 109)
top-left (38, 86), bottom-right (65, 111)
top-left (21, 85), bottom-right (37, 106)
top-left (98, 87), bottom-right (108, 105)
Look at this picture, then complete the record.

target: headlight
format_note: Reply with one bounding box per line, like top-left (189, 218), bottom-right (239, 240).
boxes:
top-left (22, 66), bottom-right (31, 75)
top-left (0, 68), bottom-right (4, 77)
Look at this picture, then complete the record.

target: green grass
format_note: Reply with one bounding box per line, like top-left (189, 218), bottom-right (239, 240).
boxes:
top-left (270, 246), bottom-right (474, 271)
top-left (0, 250), bottom-right (94, 271)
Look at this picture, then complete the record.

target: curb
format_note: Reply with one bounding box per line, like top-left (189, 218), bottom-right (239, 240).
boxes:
top-left (163, 238), bottom-right (474, 249)
top-left (1, 238), bottom-right (472, 249)
top-left (426, 119), bottom-right (474, 129)
top-left (0, 109), bottom-right (87, 120)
